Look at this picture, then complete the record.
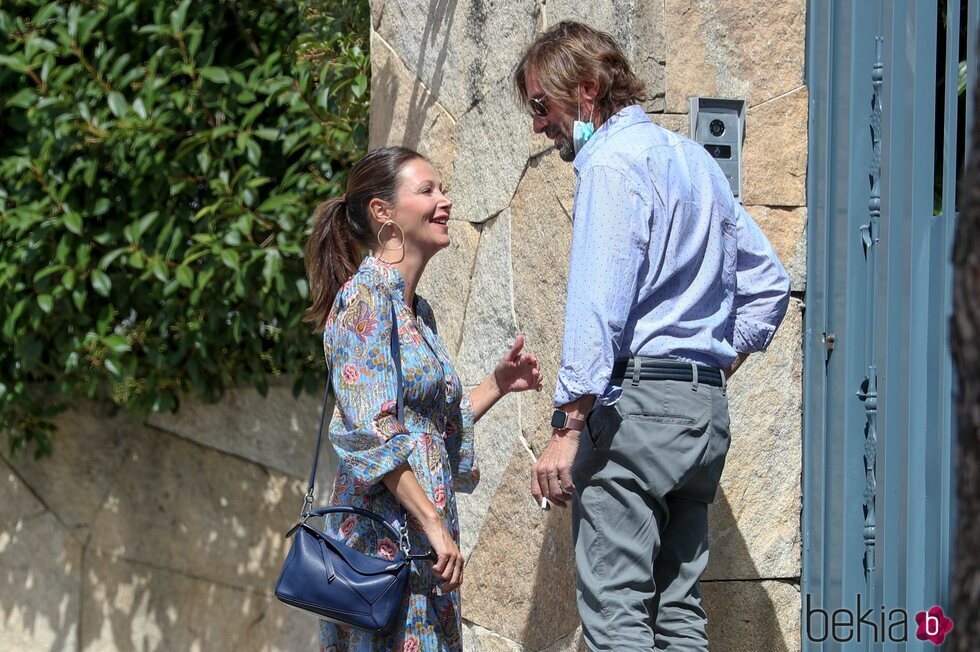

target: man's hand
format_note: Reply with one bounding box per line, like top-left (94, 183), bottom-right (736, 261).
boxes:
top-left (724, 352), bottom-right (750, 379)
top-left (531, 430), bottom-right (580, 508)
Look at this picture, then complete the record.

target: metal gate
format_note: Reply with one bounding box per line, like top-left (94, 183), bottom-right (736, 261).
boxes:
top-left (804, 0), bottom-right (977, 649)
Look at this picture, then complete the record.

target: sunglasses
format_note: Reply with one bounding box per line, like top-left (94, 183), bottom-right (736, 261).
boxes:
top-left (528, 95), bottom-right (549, 118)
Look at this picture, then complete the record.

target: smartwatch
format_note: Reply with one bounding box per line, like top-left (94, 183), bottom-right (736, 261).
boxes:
top-left (551, 409), bottom-right (586, 431)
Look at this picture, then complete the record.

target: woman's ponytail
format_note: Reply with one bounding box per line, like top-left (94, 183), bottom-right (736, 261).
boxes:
top-left (303, 198), bottom-right (362, 329)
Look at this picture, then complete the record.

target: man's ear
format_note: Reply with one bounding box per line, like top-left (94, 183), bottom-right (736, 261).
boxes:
top-left (580, 78), bottom-right (600, 111)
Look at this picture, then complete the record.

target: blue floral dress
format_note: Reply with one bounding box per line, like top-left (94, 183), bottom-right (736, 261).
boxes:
top-left (319, 256), bottom-right (480, 651)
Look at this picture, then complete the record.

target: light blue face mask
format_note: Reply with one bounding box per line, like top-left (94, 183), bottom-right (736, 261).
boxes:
top-left (573, 100), bottom-right (595, 155)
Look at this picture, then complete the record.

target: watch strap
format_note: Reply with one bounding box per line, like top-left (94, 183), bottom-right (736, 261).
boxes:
top-left (552, 409), bottom-right (586, 432)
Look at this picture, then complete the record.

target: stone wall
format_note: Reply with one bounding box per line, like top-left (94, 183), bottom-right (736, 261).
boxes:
top-left (0, 3), bottom-right (805, 650)
top-left (369, 0), bottom-right (806, 650)
top-left (0, 384), bottom-right (331, 651)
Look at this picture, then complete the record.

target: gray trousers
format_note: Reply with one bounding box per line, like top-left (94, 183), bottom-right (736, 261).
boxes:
top-left (571, 369), bottom-right (731, 651)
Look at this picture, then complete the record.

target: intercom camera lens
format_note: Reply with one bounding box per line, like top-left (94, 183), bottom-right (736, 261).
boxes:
top-left (709, 119), bottom-right (726, 137)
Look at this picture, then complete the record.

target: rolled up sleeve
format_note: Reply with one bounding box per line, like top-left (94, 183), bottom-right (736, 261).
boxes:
top-left (732, 204), bottom-right (791, 353)
top-left (554, 165), bottom-right (649, 407)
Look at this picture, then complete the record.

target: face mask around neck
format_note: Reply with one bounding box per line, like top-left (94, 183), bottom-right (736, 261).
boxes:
top-left (573, 100), bottom-right (595, 155)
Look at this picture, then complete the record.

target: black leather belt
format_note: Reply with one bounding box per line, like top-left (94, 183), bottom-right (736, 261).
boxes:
top-left (610, 358), bottom-right (725, 388)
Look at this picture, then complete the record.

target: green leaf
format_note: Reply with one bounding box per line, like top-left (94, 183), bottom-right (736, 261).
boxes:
top-left (67, 5), bottom-right (81, 39)
top-left (219, 249), bottom-right (240, 271)
top-left (245, 139), bottom-right (261, 166)
top-left (241, 104), bottom-right (264, 127)
top-left (7, 88), bottom-right (38, 108)
top-left (90, 270), bottom-right (111, 296)
top-left (35, 265), bottom-right (66, 283)
top-left (149, 259), bottom-right (168, 282)
top-left (0, 55), bottom-right (28, 74)
top-left (64, 213), bottom-right (83, 235)
top-left (93, 198), bottom-right (111, 216)
top-left (352, 73), bottom-right (367, 98)
top-left (246, 176), bottom-right (272, 189)
top-left (104, 359), bottom-right (122, 377)
top-left (253, 128), bottom-right (280, 141)
top-left (199, 67), bottom-right (230, 84)
top-left (175, 265), bottom-right (194, 288)
top-left (194, 200), bottom-right (222, 220)
top-left (3, 299), bottom-right (27, 338)
top-left (257, 195), bottom-right (294, 212)
top-left (197, 148), bottom-right (211, 173)
top-left (98, 248), bottom-right (129, 270)
top-left (133, 97), bottom-right (148, 119)
top-left (133, 212), bottom-right (159, 242)
top-left (71, 288), bottom-right (86, 311)
top-left (171, 0), bottom-right (191, 33)
top-left (187, 27), bottom-right (204, 59)
top-left (262, 249), bottom-right (281, 287)
top-left (103, 335), bottom-right (131, 353)
top-left (37, 294), bottom-right (54, 313)
top-left (107, 92), bottom-right (127, 118)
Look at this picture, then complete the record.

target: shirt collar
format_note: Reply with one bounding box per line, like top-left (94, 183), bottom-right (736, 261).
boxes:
top-left (573, 104), bottom-right (649, 173)
top-left (361, 255), bottom-right (406, 295)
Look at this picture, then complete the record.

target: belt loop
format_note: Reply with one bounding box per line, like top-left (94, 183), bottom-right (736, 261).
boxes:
top-left (720, 366), bottom-right (727, 395)
top-left (631, 357), bottom-right (642, 386)
top-left (690, 362), bottom-right (699, 392)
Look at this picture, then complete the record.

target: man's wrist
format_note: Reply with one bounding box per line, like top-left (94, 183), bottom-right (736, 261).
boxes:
top-left (552, 427), bottom-right (581, 441)
top-left (551, 408), bottom-right (586, 431)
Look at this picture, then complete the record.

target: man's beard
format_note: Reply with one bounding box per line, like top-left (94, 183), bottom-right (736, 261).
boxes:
top-left (557, 135), bottom-right (576, 162)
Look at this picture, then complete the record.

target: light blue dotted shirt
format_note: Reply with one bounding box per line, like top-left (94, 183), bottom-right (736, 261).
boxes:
top-left (554, 105), bottom-right (791, 408)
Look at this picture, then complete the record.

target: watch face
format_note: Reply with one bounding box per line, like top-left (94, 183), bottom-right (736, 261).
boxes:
top-left (550, 410), bottom-right (566, 429)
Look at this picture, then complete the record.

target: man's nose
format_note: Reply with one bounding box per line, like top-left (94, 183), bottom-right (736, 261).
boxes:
top-left (532, 115), bottom-right (548, 133)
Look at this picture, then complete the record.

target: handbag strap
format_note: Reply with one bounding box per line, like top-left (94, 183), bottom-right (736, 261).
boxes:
top-left (302, 299), bottom-right (405, 517)
top-left (308, 505), bottom-right (403, 541)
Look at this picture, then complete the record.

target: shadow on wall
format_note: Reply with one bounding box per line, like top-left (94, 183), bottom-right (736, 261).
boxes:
top-left (406, 0), bottom-right (455, 105)
top-left (369, 0), bottom-right (456, 151)
top-left (703, 490), bottom-right (790, 652)
top-left (520, 506), bottom-right (583, 651)
top-left (518, 488), bottom-right (788, 652)
top-left (0, 396), bottom-right (324, 651)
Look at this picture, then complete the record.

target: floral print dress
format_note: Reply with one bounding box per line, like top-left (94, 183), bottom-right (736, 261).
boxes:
top-left (319, 256), bottom-right (479, 652)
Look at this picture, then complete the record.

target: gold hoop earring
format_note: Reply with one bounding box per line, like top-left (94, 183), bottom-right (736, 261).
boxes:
top-left (377, 221), bottom-right (405, 251)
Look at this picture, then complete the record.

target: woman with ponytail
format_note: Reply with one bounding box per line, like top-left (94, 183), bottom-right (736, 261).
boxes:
top-left (305, 147), bottom-right (542, 651)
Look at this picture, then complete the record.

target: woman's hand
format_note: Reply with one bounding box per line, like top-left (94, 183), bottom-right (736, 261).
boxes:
top-left (468, 336), bottom-right (542, 423)
top-left (423, 515), bottom-right (464, 594)
top-left (493, 335), bottom-right (543, 395)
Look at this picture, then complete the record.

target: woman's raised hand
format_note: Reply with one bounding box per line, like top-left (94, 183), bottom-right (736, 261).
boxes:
top-left (493, 335), bottom-right (543, 395)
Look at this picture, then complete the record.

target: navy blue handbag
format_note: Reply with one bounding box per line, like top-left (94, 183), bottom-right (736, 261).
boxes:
top-left (275, 301), bottom-right (431, 634)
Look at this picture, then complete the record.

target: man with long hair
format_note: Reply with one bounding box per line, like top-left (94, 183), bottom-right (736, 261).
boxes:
top-left (515, 22), bottom-right (790, 650)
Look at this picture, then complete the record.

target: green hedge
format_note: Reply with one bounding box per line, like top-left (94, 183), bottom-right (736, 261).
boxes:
top-left (0, 0), bottom-right (370, 456)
